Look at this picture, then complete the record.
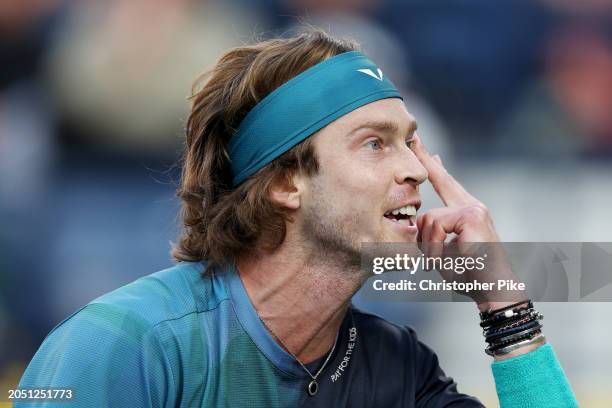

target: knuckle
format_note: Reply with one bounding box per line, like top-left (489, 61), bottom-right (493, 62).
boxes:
top-left (464, 204), bottom-right (489, 222)
top-left (431, 219), bottom-right (442, 231)
top-left (474, 202), bottom-right (489, 213)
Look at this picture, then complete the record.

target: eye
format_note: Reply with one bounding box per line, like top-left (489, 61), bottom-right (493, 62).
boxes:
top-left (365, 139), bottom-right (383, 150)
top-left (405, 138), bottom-right (415, 149)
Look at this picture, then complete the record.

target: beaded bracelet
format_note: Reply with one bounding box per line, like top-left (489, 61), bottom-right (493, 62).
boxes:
top-left (480, 302), bottom-right (533, 328)
top-left (488, 326), bottom-right (543, 347)
top-left (482, 309), bottom-right (539, 335)
top-left (488, 329), bottom-right (542, 352)
top-left (479, 300), bottom-right (533, 320)
top-left (485, 311), bottom-right (539, 335)
top-left (486, 320), bottom-right (542, 342)
top-left (480, 299), bottom-right (546, 356)
top-left (481, 307), bottom-right (535, 329)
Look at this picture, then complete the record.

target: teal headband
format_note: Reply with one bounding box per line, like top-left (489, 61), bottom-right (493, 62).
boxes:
top-left (228, 50), bottom-right (403, 186)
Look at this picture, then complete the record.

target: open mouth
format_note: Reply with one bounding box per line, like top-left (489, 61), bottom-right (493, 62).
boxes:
top-left (384, 205), bottom-right (417, 227)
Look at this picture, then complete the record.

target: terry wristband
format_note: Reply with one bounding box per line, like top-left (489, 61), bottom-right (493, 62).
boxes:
top-left (492, 344), bottom-right (579, 408)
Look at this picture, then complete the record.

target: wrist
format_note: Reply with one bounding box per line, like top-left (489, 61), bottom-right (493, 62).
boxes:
top-left (479, 299), bottom-right (545, 358)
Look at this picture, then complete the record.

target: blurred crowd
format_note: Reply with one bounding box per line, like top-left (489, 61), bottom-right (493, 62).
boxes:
top-left (1, 0), bottom-right (612, 405)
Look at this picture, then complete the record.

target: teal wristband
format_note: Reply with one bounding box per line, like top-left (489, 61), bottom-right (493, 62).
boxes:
top-left (491, 343), bottom-right (579, 408)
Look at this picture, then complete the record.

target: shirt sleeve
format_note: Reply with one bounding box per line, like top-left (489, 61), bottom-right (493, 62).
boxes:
top-left (409, 327), bottom-right (485, 408)
top-left (491, 343), bottom-right (579, 408)
top-left (15, 303), bottom-right (177, 408)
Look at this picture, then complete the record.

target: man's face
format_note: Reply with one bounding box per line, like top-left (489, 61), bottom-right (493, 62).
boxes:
top-left (298, 98), bottom-right (428, 260)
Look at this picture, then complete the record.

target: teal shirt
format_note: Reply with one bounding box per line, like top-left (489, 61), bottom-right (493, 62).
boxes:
top-left (18, 262), bottom-right (304, 407)
top-left (17, 262), bottom-right (578, 407)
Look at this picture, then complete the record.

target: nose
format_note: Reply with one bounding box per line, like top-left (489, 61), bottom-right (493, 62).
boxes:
top-left (394, 145), bottom-right (428, 186)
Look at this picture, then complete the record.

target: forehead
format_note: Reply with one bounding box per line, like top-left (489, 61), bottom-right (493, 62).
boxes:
top-left (325, 98), bottom-right (416, 135)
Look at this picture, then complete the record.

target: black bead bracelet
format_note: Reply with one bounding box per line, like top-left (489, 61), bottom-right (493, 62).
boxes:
top-left (486, 320), bottom-right (542, 342)
top-left (479, 300), bottom-right (533, 320)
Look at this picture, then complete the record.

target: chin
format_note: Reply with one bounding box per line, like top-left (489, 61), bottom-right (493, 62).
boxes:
top-left (391, 234), bottom-right (418, 243)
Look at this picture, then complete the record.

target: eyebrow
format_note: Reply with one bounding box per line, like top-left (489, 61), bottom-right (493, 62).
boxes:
top-left (347, 119), bottom-right (418, 138)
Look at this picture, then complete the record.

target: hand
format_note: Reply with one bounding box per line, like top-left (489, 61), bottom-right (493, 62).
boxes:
top-left (412, 135), bottom-right (526, 306)
top-left (412, 135), bottom-right (499, 245)
top-left (412, 137), bottom-right (540, 358)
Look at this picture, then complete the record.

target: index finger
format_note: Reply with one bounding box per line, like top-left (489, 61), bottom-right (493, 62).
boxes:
top-left (412, 135), bottom-right (477, 207)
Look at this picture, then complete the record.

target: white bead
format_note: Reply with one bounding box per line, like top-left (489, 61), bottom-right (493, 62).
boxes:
top-left (504, 310), bottom-right (514, 318)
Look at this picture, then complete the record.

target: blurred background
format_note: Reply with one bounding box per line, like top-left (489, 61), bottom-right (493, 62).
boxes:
top-left (1, 0), bottom-right (611, 406)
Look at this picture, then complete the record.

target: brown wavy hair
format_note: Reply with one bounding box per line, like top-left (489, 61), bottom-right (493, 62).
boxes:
top-left (172, 29), bottom-right (359, 272)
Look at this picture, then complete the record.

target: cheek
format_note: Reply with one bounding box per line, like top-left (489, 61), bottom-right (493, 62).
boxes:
top-left (326, 160), bottom-right (389, 205)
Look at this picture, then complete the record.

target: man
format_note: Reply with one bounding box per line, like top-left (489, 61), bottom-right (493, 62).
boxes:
top-left (17, 30), bottom-right (578, 407)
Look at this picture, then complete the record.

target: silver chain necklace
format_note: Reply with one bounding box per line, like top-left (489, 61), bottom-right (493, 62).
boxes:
top-left (258, 315), bottom-right (340, 396)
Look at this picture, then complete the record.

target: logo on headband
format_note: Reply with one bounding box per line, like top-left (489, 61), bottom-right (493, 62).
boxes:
top-left (357, 68), bottom-right (384, 81)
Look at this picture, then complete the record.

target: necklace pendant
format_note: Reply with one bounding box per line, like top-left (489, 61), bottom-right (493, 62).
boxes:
top-left (307, 380), bottom-right (318, 396)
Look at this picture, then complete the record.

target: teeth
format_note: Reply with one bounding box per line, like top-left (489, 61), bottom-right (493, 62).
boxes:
top-left (404, 205), bottom-right (416, 216)
top-left (387, 204), bottom-right (417, 216)
top-left (385, 205), bottom-right (416, 217)
top-left (396, 216), bottom-right (416, 226)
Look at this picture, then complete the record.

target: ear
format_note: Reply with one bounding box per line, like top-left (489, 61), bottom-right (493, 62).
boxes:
top-left (269, 173), bottom-right (307, 210)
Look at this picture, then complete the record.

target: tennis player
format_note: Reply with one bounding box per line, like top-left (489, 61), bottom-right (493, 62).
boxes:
top-left (16, 30), bottom-right (579, 407)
